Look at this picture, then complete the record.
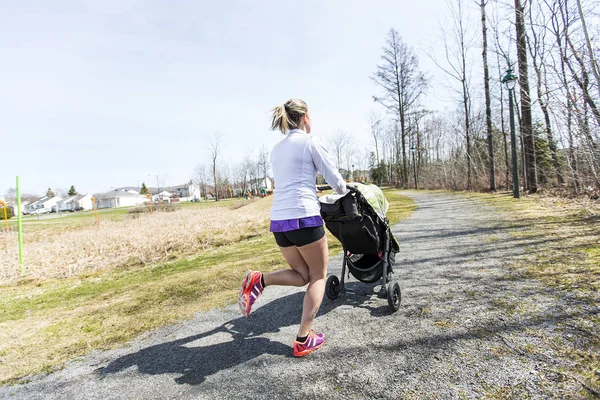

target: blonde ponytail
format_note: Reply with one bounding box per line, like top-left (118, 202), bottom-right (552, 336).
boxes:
top-left (270, 105), bottom-right (289, 133)
top-left (270, 99), bottom-right (308, 134)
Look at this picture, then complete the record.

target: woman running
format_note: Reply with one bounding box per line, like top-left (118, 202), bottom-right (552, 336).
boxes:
top-left (238, 99), bottom-right (347, 357)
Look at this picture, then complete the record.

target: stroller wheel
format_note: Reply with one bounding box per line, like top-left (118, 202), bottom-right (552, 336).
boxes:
top-left (326, 275), bottom-right (341, 300)
top-left (387, 280), bottom-right (401, 312)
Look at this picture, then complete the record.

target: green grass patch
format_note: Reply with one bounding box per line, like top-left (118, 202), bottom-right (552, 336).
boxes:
top-left (382, 188), bottom-right (417, 224)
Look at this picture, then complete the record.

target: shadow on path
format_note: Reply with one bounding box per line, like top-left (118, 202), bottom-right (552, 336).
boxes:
top-left (101, 284), bottom-right (375, 385)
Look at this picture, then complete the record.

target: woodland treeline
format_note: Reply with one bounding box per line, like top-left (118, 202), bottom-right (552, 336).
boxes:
top-left (365, 0), bottom-right (599, 195)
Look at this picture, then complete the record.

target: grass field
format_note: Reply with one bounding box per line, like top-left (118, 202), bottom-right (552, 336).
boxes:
top-left (0, 189), bottom-right (416, 385)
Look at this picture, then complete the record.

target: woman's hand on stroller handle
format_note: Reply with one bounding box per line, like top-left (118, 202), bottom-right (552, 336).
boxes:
top-left (317, 183), bottom-right (357, 194)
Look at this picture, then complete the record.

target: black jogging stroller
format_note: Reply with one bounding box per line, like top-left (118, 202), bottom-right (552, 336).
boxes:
top-left (319, 183), bottom-right (401, 312)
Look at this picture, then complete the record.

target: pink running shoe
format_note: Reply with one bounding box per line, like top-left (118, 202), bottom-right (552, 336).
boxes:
top-left (293, 331), bottom-right (326, 357)
top-left (238, 270), bottom-right (263, 317)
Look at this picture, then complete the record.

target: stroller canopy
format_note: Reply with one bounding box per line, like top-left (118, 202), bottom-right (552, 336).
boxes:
top-left (320, 182), bottom-right (390, 221)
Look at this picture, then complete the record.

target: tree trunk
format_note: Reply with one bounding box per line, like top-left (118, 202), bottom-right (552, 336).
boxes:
top-left (480, 0), bottom-right (495, 191)
top-left (568, 93), bottom-right (580, 192)
top-left (399, 108), bottom-right (407, 188)
top-left (575, 0), bottom-right (600, 101)
top-left (514, 0), bottom-right (537, 193)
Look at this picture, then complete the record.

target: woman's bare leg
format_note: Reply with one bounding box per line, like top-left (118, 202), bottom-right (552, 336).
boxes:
top-left (296, 235), bottom-right (329, 337)
top-left (263, 246), bottom-right (310, 287)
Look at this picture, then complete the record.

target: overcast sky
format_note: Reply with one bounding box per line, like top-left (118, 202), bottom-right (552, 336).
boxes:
top-left (1, 0), bottom-right (484, 196)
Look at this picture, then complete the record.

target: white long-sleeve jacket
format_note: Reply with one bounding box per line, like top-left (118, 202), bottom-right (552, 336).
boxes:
top-left (270, 129), bottom-right (346, 220)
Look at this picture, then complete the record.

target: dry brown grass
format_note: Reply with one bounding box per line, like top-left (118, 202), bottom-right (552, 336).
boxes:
top-left (0, 199), bottom-right (272, 282)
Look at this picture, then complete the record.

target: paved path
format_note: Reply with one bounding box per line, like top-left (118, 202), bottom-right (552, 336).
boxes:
top-left (0, 192), bottom-right (579, 399)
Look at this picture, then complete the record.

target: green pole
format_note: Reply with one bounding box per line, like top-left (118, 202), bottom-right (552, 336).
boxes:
top-left (16, 176), bottom-right (24, 274)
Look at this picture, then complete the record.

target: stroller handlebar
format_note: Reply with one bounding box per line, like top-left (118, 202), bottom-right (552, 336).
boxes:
top-left (316, 184), bottom-right (357, 194)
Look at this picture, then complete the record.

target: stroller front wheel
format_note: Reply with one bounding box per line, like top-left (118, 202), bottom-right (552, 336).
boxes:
top-left (326, 275), bottom-right (341, 300)
top-left (387, 280), bottom-right (401, 312)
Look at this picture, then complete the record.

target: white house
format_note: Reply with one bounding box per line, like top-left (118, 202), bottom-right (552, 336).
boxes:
top-left (77, 194), bottom-right (94, 210)
top-left (6, 200), bottom-right (28, 215)
top-left (29, 196), bottom-right (63, 213)
top-left (261, 177), bottom-right (273, 191)
top-left (113, 187), bottom-right (141, 195)
top-left (96, 190), bottom-right (147, 209)
top-left (162, 183), bottom-right (201, 200)
top-left (248, 177), bottom-right (274, 192)
top-left (152, 191), bottom-right (173, 202)
top-left (54, 194), bottom-right (95, 211)
top-left (56, 196), bottom-right (77, 212)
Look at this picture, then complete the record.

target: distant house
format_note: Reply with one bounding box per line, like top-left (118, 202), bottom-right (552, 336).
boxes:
top-left (10, 201), bottom-right (29, 215)
top-left (152, 191), bottom-right (172, 202)
top-left (55, 194), bottom-right (94, 211)
top-left (1, 198), bottom-right (29, 215)
top-left (162, 183), bottom-right (200, 199)
top-left (29, 196), bottom-right (63, 213)
top-left (247, 177), bottom-right (273, 192)
top-left (111, 187), bottom-right (140, 195)
top-left (56, 196), bottom-right (77, 212)
top-left (77, 194), bottom-right (94, 210)
top-left (353, 169), bottom-right (370, 183)
top-left (95, 189), bottom-right (146, 209)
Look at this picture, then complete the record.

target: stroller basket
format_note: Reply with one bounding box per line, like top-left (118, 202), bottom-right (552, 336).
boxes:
top-left (348, 254), bottom-right (383, 283)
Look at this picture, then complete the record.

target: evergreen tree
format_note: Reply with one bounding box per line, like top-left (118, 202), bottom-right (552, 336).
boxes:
top-left (68, 185), bottom-right (77, 196)
top-left (46, 188), bottom-right (55, 197)
top-left (140, 183), bottom-right (149, 195)
top-left (0, 204), bottom-right (13, 219)
top-left (533, 122), bottom-right (553, 185)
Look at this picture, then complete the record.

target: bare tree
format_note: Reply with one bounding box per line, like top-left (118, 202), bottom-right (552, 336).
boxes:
top-left (575, 0), bottom-right (600, 100)
top-left (208, 133), bottom-right (222, 201)
top-left (434, 0), bottom-right (476, 190)
top-left (328, 131), bottom-right (351, 171)
top-left (54, 188), bottom-right (68, 198)
top-left (372, 28), bottom-right (428, 188)
top-left (526, 0), bottom-right (563, 185)
top-left (515, 0), bottom-right (538, 193)
top-left (367, 111), bottom-right (384, 167)
top-left (191, 164), bottom-right (208, 199)
top-left (490, 3), bottom-right (514, 190)
top-left (248, 159), bottom-right (261, 195)
top-left (258, 145), bottom-right (271, 191)
top-left (4, 188), bottom-right (17, 202)
top-left (480, 0), bottom-right (496, 190)
top-left (235, 155), bottom-right (253, 196)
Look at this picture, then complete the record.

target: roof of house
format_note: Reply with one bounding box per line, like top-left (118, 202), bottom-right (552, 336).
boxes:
top-left (43, 196), bottom-right (62, 204)
top-left (59, 196), bottom-right (77, 204)
top-left (29, 197), bottom-right (48, 206)
top-left (113, 186), bottom-right (141, 192)
top-left (163, 184), bottom-right (194, 191)
top-left (97, 190), bottom-right (145, 199)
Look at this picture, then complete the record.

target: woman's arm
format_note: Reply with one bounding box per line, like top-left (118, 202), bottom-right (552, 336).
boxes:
top-left (309, 136), bottom-right (347, 194)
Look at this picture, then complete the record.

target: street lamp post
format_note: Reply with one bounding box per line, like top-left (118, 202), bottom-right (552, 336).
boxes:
top-left (410, 145), bottom-right (418, 190)
top-left (501, 68), bottom-right (520, 199)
